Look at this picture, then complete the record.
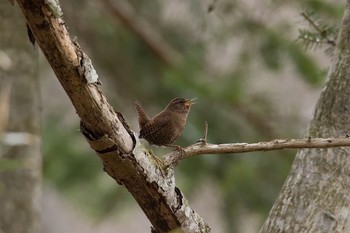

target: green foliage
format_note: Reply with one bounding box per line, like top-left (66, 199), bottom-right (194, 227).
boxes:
top-left (298, 11), bottom-right (338, 56)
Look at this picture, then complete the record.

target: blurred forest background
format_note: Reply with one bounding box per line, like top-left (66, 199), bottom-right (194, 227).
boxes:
top-left (1, 0), bottom-right (344, 232)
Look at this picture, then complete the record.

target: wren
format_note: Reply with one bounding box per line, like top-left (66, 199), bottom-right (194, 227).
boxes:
top-left (135, 97), bottom-right (194, 148)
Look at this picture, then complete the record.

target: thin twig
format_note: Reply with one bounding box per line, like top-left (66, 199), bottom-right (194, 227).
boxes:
top-left (197, 121), bottom-right (208, 144)
top-left (164, 136), bottom-right (350, 166)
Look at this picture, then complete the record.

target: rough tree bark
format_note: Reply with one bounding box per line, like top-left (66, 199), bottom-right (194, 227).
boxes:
top-left (12, 0), bottom-right (210, 232)
top-left (0, 2), bottom-right (41, 233)
top-left (261, 2), bottom-right (350, 232)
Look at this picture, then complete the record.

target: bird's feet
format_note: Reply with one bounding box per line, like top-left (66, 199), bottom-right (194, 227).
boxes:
top-left (167, 144), bottom-right (185, 156)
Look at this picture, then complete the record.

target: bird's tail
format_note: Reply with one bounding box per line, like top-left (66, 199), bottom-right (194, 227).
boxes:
top-left (134, 101), bottom-right (150, 128)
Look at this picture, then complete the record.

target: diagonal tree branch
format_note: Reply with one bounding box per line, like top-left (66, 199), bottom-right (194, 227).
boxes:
top-left (13, 0), bottom-right (209, 232)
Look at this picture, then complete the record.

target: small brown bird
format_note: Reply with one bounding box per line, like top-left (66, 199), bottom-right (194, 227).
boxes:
top-left (135, 97), bottom-right (195, 148)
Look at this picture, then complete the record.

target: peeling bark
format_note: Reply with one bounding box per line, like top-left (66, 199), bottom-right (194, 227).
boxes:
top-left (261, 3), bottom-right (350, 232)
top-left (13, 0), bottom-right (210, 232)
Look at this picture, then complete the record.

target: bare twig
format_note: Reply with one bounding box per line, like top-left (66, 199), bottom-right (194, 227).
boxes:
top-left (197, 121), bottom-right (208, 144)
top-left (203, 121), bottom-right (208, 142)
top-left (164, 137), bottom-right (350, 166)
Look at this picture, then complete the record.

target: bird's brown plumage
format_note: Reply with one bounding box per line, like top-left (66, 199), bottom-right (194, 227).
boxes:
top-left (135, 97), bottom-right (194, 146)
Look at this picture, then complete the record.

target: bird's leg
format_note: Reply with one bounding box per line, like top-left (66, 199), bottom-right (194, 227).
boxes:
top-left (166, 144), bottom-right (185, 155)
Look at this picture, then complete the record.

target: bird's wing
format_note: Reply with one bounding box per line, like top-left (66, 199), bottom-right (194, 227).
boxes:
top-left (139, 115), bottom-right (169, 139)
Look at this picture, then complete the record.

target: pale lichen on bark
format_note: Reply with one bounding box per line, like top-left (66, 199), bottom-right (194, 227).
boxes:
top-left (14, 0), bottom-right (210, 232)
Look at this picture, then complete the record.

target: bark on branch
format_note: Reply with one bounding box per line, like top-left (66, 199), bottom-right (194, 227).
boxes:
top-left (164, 137), bottom-right (350, 166)
top-left (14, 0), bottom-right (209, 232)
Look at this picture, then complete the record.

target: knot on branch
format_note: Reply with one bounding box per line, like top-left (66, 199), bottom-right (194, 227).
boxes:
top-left (80, 120), bottom-right (120, 154)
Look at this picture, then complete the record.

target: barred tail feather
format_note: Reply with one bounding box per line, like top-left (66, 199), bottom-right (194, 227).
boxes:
top-left (134, 101), bottom-right (150, 128)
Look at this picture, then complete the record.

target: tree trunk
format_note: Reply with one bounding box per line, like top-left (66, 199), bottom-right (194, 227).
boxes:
top-left (261, 2), bottom-right (350, 232)
top-left (0, 2), bottom-right (41, 233)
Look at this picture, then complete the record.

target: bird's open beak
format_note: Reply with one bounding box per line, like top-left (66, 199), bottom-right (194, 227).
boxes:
top-left (185, 98), bottom-right (196, 107)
